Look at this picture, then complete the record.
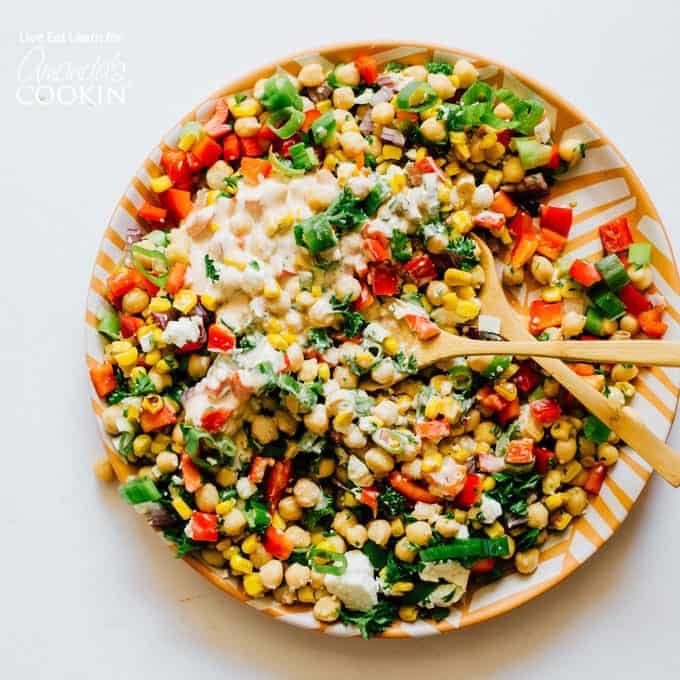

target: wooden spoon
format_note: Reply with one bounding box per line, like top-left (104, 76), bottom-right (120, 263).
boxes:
top-left (470, 235), bottom-right (680, 486)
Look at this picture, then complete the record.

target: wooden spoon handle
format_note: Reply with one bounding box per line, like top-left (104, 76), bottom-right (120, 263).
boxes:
top-left (441, 339), bottom-right (680, 366)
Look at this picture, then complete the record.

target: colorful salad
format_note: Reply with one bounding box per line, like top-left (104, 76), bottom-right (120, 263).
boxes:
top-left (90, 54), bottom-right (668, 637)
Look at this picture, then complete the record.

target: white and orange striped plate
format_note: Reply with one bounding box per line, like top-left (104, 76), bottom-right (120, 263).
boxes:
top-left (85, 43), bottom-right (680, 637)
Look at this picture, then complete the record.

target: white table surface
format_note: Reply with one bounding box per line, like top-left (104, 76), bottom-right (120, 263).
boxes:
top-left (2, 1), bottom-right (679, 677)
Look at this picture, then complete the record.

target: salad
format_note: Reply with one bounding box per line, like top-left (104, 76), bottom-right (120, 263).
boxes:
top-left (90, 54), bottom-right (668, 638)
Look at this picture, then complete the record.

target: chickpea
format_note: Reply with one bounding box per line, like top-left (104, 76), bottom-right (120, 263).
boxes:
top-left (528, 255), bottom-right (554, 285)
top-left (467, 355), bottom-right (494, 374)
top-left (101, 404), bottom-right (123, 435)
top-left (502, 156), bottom-right (525, 183)
top-left (550, 418), bottom-right (573, 441)
top-left (121, 287), bottom-right (149, 314)
top-left (313, 596), bottom-right (340, 623)
top-left (305, 183), bottom-right (337, 211)
top-left (371, 361), bottom-right (396, 386)
top-left (474, 421), bottom-right (498, 445)
top-left (216, 466), bottom-right (237, 488)
top-left (502, 263), bottom-right (524, 286)
top-left (201, 549), bottom-right (225, 567)
top-left (558, 137), bottom-right (581, 163)
top-left (293, 478), bottom-right (321, 508)
top-left (542, 470), bottom-right (562, 495)
top-left (156, 451), bottom-right (179, 474)
top-left (597, 442), bottom-right (619, 466)
top-left (258, 559), bottom-right (283, 591)
top-left (420, 117), bottom-right (447, 143)
top-left (222, 508), bottom-right (247, 536)
top-left (93, 456), bottom-right (114, 482)
top-left (555, 438), bottom-right (577, 464)
top-left (365, 448), bottom-right (395, 475)
top-left (562, 311), bottom-right (586, 338)
top-left (515, 548), bottom-right (540, 575)
top-left (278, 496), bottom-right (302, 522)
top-left (345, 524), bottom-right (368, 548)
top-left (367, 519), bottom-right (392, 546)
top-left (230, 212), bottom-right (253, 236)
top-left (453, 59), bottom-right (478, 88)
top-left (333, 86), bottom-right (355, 110)
top-left (371, 101), bottom-right (395, 125)
top-left (464, 408), bottom-right (481, 433)
top-left (273, 585), bottom-right (296, 605)
top-left (402, 64), bottom-right (428, 81)
top-left (600, 318), bottom-right (618, 336)
top-left (428, 72), bottom-right (456, 100)
top-left (405, 521), bottom-right (432, 547)
top-left (335, 62), bottom-right (360, 86)
top-left (526, 502), bottom-right (549, 529)
top-left (310, 571), bottom-right (325, 589)
top-left (426, 280), bottom-right (450, 306)
top-left (298, 359), bottom-right (319, 383)
top-left (565, 487), bottom-right (588, 515)
top-left (303, 404), bottom-right (329, 435)
top-left (285, 563), bottom-right (311, 590)
top-left (251, 415), bottom-right (278, 445)
top-left (395, 536), bottom-right (418, 562)
top-left (431, 517), bottom-right (457, 538)
top-left (620, 314), bottom-right (640, 335)
top-left (285, 526), bottom-right (311, 548)
top-left (195, 483), bottom-right (219, 512)
top-left (234, 116), bottom-right (260, 138)
top-left (611, 363), bottom-right (638, 382)
top-left (333, 366), bottom-right (358, 389)
top-left (334, 274), bottom-right (361, 302)
top-left (339, 131), bottom-right (368, 157)
top-left (316, 458), bottom-right (336, 479)
top-left (206, 160), bottom-right (233, 190)
top-left (628, 265), bottom-right (653, 291)
top-left (298, 62), bottom-right (325, 88)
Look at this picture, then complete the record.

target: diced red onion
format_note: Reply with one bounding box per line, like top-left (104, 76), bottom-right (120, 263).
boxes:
top-left (376, 75), bottom-right (397, 89)
top-left (380, 127), bottom-right (405, 147)
top-left (308, 83), bottom-right (333, 104)
top-left (359, 111), bottom-right (374, 135)
top-left (150, 310), bottom-right (176, 329)
top-left (149, 506), bottom-right (179, 529)
top-left (127, 222), bottom-right (146, 245)
top-left (370, 86), bottom-right (395, 106)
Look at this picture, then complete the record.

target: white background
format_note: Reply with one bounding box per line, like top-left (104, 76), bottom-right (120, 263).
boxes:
top-left (1, 1), bottom-right (679, 678)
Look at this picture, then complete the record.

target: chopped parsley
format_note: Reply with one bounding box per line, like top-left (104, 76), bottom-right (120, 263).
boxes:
top-left (378, 486), bottom-right (407, 516)
top-left (163, 526), bottom-right (203, 558)
top-left (447, 236), bottom-right (479, 271)
top-left (308, 328), bottom-right (332, 353)
top-left (390, 229), bottom-right (413, 262)
top-left (330, 294), bottom-right (366, 338)
top-left (106, 372), bottom-right (156, 404)
top-left (339, 600), bottom-right (398, 639)
top-left (239, 334), bottom-right (258, 350)
top-left (234, 93), bottom-right (247, 104)
top-left (301, 494), bottom-right (335, 530)
top-left (204, 254), bottom-right (220, 282)
top-left (249, 260), bottom-right (260, 270)
top-left (393, 352), bottom-right (418, 375)
top-left (488, 472), bottom-right (541, 512)
top-left (426, 61), bottom-right (454, 75)
top-left (385, 62), bottom-right (404, 72)
top-left (244, 496), bottom-right (271, 534)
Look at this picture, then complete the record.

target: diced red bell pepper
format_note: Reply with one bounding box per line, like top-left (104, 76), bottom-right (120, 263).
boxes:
top-left (474, 210), bottom-right (506, 231)
top-left (190, 511), bottom-right (218, 542)
top-left (241, 137), bottom-right (267, 157)
top-left (397, 110), bottom-right (419, 123)
top-left (360, 487), bottom-right (379, 517)
top-left (536, 228), bottom-right (567, 261)
top-left (301, 108), bottom-right (321, 132)
top-left (455, 473), bottom-right (482, 509)
top-left (569, 259), bottom-right (602, 287)
top-left (618, 283), bottom-right (652, 316)
top-left (477, 385), bottom-right (507, 412)
top-left (505, 438), bottom-right (535, 465)
top-left (496, 129), bottom-right (512, 147)
top-left (162, 188), bottom-right (193, 221)
top-left (240, 157), bottom-right (272, 183)
top-left (508, 209), bottom-right (532, 238)
top-left (540, 205), bottom-right (573, 237)
top-left (140, 404), bottom-right (177, 433)
top-left (498, 398), bottom-right (520, 425)
top-left (639, 306), bottom-right (667, 338)
top-left (471, 557), bottom-right (497, 574)
top-left (490, 191), bottom-right (517, 218)
top-left (369, 264), bottom-right (400, 296)
top-left (584, 464), bottom-right (607, 495)
top-left (137, 202), bottom-right (168, 224)
top-left (529, 300), bottom-right (562, 335)
top-left (263, 526), bottom-right (294, 560)
top-left (181, 453), bottom-right (202, 492)
top-left (534, 447), bottom-right (556, 474)
top-left (192, 136), bottom-right (223, 168)
top-left (165, 262), bottom-right (187, 295)
top-left (511, 219), bottom-right (539, 269)
top-left (107, 269), bottom-right (138, 302)
top-left (249, 455), bottom-right (275, 483)
top-left (599, 217), bottom-right (633, 253)
top-left (414, 420), bottom-right (451, 440)
top-left (200, 408), bottom-right (233, 433)
top-left (160, 149), bottom-right (194, 190)
top-left (89, 361), bottom-right (117, 398)
top-left (352, 283), bottom-right (375, 311)
top-left (546, 143), bottom-right (560, 169)
top-left (413, 156), bottom-right (439, 174)
top-left (256, 124), bottom-right (279, 144)
top-left (223, 134), bottom-right (242, 162)
top-left (120, 315), bottom-right (144, 339)
top-left (389, 471), bottom-right (439, 504)
top-left (186, 151), bottom-right (202, 173)
top-left (207, 324), bottom-right (236, 353)
top-left (130, 269), bottom-right (160, 298)
top-left (404, 314), bottom-right (441, 340)
top-left (355, 55), bottom-right (379, 84)
top-left (513, 362), bottom-right (540, 394)
top-left (403, 255), bottom-right (437, 286)
top-left (570, 363), bottom-right (595, 376)
top-left (364, 237), bottom-right (390, 263)
top-left (264, 460), bottom-right (292, 508)
top-left (530, 398), bottom-right (562, 425)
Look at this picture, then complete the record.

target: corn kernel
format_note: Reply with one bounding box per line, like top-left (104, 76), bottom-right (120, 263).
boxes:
top-left (323, 152), bottom-right (337, 170)
top-left (261, 280), bottom-right (281, 299)
top-left (457, 285), bottom-right (475, 300)
top-left (398, 606), bottom-right (418, 622)
top-left (201, 294), bottom-right (217, 311)
top-left (115, 348), bottom-right (139, 369)
top-left (216, 538), bottom-right (232, 552)
top-left (484, 521), bottom-right (505, 539)
top-left (223, 257), bottom-right (246, 271)
top-left (155, 358), bottom-right (172, 374)
top-left (495, 381), bottom-right (518, 402)
top-left (544, 493), bottom-right (565, 511)
top-left (424, 398), bottom-right (441, 420)
top-left (316, 99), bottom-right (331, 112)
top-left (445, 160), bottom-right (461, 177)
top-left (421, 298), bottom-right (433, 313)
top-left (142, 394), bottom-right (163, 414)
top-left (150, 175), bottom-right (172, 193)
top-left (497, 226), bottom-right (513, 246)
top-left (151, 434), bottom-right (171, 454)
top-left (298, 586), bottom-right (316, 603)
top-left (402, 284), bottom-right (418, 296)
top-left (440, 292), bottom-right (458, 311)
top-left (178, 131), bottom-right (198, 151)
top-left (284, 442), bottom-right (299, 459)
top-left (444, 268), bottom-right (473, 286)
top-left (216, 499), bottom-right (235, 515)
top-left (133, 434), bottom-right (151, 455)
top-left (242, 573), bottom-right (264, 598)
top-left (390, 174), bottom-right (406, 194)
top-left (173, 289), bottom-right (197, 314)
top-left (450, 210), bottom-right (473, 234)
top-left (355, 352), bottom-right (375, 370)
top-left (550, 510), bottom-right (573, 531)
top-left (264, 318), bottom-right (282, 334)
top-left (172, 498), bottom-right (192, 520)
top-left (241, 534), bottom-right (260, 555)
top-left (382, 144), bottom-right (403, 160)
top-left (149, 296), bottom-right (172, 313)
top-left (223, 546), bottom-right (239, 559)
top-left (310, 285), bottom-right (323, 298)
top-left (475, 442), bottom-right (491, 455)
top-left (440, 396), bottom-right (459, 423)
top-left (271, 511), bottom-right (286, 531)
top-left (483, 169), bottom-right (504, 189)
top-left (455, 299), bottom-right (481, 321)
top-left (267, 333), bottom-right (289, 351)
top-left (415, 147), bottom-right (427, 161)
top-left (390, 518), bottom-right (405, 537)
top-left (422, 452), bottom-right (443, 473)
top-left (541, 287), bottom-right (563, 303)
top-left (130, 366), bottom-right (147, 382)
top-left (318, 363), bottom-right (330, 381)
top-left (282, 332), bottom-right (297, 345)
top-left (449, 131), bottom-right (466, 145)
top-left (231, 101), bottom-right (259, 118)
top-left (392, 581), bottom-right (414, 593)
top-left (482, 476), bottom-right (496, 492)
top-left (480, 132), bottom-right (497, 149)
top-left (145, 349), bottom-right (161, 366)
top-left (108, 340), bottom-right (132, 354)
top-left (383, 337), bottom-right (399, 356)
top-left (205, 190), bottom-right (220, 206)
top-left (334, 411), bottom-right (354, 428)
top-left (229, 554), bottom-right (253, 575)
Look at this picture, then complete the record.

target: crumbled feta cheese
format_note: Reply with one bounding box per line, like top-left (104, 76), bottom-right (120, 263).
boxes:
top-left (411, 501), bottom-right (442, 523)
top-left (162, 316), bottom-right (201, 347)
top-left (478, 494), bottom-right (503, 524)
top-left (236, 477), bottom-right (257, 499)
top-left (139, 330), bottom-right (155, 353)
top-left (324, 550), bottom-right (378, 612)
top-left (420, 560), bottom-right (471, 590)
top-left (422, 583), bottom-right (463, 608)
top-left (363, 322), bottom-right (389, 343)
top-left (534, 118), bottom-right (551, 144)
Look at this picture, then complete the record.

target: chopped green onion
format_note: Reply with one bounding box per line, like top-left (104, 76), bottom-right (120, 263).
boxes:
top-left (267, 106), bottom-right (305, 139)
top-left (584, 307), bottom-right (605, 336)
top-left (309, 547), bottom-right (348, 575)
top-left (310, 110), bottom-right (336, 144)
top-left (289, 142), bottom-right (319, 170)
top-left (294, 213), bottom-right (337, 255)
top-left (269, 148), bottom-right (305, 177)
top-left (119, 477), bottom-right (161, 505)
top-left (363, 181), bottom-right (390, 217)
top-left (97, 310), bottom-right (120, 340)
top-left (371, 428), bottom-right (411, 454)
top-left (595, 254), bottom-right (629, 291)
top-left (419, 537), bottom-right (510, 562)
top-left (628, 242), bottom-right (652, 267)
top-left (590, 284), bottom-right (626, 319)
top-left (448, 364), bottom-right (473, 391)
top-left (260, 74), bottom-right (302, 112)
top-left (583, 415), bottom-right (611, 443)
top-left (514, 138), bottom-right (553, 170)
top-left (131, 244), bottom-right (169, 288)
top-left (395, 81), bottom-right (438, 112)
top-left (482, 355), bottom-right (512, 380)
top-left (364, 152), bottom-right (377, 169)
top-left (495, 89), bottom-right (545, 135)
top-left (460, 81), bottom-right (494, 106)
